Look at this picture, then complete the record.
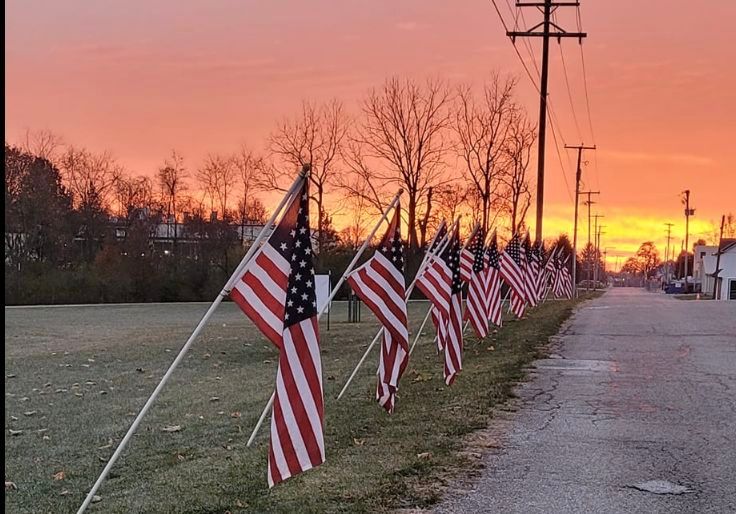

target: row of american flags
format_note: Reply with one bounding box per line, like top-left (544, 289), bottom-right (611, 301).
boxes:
top-left (230, 177), bottom-right (574, 487)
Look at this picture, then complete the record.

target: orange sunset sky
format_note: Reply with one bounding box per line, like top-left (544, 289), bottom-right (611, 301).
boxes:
top-left (5, 1), bottom-right (735, 268)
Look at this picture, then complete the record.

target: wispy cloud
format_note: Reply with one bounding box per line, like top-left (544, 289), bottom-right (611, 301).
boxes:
top-left (602, 150), bottom-right (714, 167)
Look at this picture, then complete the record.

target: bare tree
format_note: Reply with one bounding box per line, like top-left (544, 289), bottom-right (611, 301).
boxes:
top-left (454, 76), bottom-right (517, 233)
top-left (268, 99), bottom-right (348, 252)
top-left (501, 109), bottom-right (535, 235)
top-left (21, 129), bottom-right (65, 163)
top-left (233, 145), bottom-right (264, 240)
top-left (339, 193), bottom-right (372, 250)
top-left (197, 154), bottom-right (236, 219)
top-left (357, 77), bottom-right (451, 249)
top-left (434, 184), bottom-right (469, 231)
top-left (158, 150), bottom-right (188, 222)
top-left (59, 146), bottom-right (122, 210)
top-left (115, 175), bottom-right (154, 219)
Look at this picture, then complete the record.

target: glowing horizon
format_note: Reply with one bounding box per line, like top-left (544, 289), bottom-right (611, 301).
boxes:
top-left (5, 0), bottom-right (735, 267)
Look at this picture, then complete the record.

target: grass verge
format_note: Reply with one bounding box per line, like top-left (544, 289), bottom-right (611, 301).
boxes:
top-left (5, 294), bottom-right (597, 513)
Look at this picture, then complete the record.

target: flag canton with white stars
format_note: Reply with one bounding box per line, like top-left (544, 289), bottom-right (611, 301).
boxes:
top-left (429, 224), bottom-right (447, 253)
top-left (378, 209), bottom-right (404, 273)
top-left (487, 235), bottom-right (500, 269)
top-left (523, 236), bottom-right (533, 263)
top-left (506, 235), bottom-right (522, 266)
top-left (278, 184), bottom-right (317, 327)
top-left (443, 232), bottom-right (463, 294)
top-left (471, 230), bottom-right (485, 273)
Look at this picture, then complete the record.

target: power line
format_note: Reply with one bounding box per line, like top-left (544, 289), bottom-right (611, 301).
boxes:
top-left (557, 40), bottom-right (582, 141)
top-left (489, 0), bottom-right (582, 216)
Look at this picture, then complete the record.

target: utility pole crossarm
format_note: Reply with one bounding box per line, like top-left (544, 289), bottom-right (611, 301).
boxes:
top-left (507, 0), bottom-right (588, 243)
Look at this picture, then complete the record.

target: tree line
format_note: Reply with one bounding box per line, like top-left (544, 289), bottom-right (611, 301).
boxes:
top-left (5, 75), bottom-right (544, 305)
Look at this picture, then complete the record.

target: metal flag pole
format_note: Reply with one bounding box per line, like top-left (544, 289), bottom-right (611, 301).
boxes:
top-left (76, 167), bottom-right (310, 514)
top-left (246, 190), bottom-right (403, 446)
top-left (336, 221), bottom-right (454, 400)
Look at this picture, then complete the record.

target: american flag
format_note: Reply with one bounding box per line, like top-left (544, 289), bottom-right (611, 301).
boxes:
top-left (346, 202), bottom-right (408, 414)
top-left (552, 250), bottom-right (565, 298)
top-left (459, 224), bottom-right (479, 283)
top-left (230, 180), bottom-right (324, 487)
top-left (416, 225), bottom-right (453, 353)
top-left (442, 229), bottom-right (464, 385)
top-left (428, 223), bottom-right (448, 352)
top-left (485, 231), bottom-right (503, 327)
top-left (535, 241), bottom-right (547, 302)
top-left (463, 228), bottom-right (489, 339)
top-left (543, 245), bottom-right (558, 300)
top-left (560, 254), bottom-right (574, 299)
top-left (523, 234), bottom-right (538, 307)
top-left (500, 234), bottom-right (527, 319)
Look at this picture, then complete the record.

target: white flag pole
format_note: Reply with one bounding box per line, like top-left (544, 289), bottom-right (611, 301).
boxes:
top-left (408, 220), bottom-right (478, 357)
top-left (408, 306), bottom-right (433, 356)
top-left (335, 220), bottom-right (452, 400)
top-left (246, 189), bottom-right (403, 446)
top-left (76, 168), bottom-right (309, 514)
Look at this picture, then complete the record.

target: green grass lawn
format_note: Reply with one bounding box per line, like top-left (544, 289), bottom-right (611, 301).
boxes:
top-left (5, 295), bottom-right (594, 513)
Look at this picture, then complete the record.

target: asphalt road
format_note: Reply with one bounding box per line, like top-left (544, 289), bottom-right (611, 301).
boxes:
top-left (436, 288), bottom-right (736, 513)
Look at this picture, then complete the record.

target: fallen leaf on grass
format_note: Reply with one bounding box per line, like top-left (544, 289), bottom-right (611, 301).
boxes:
top-left (5, 481), bottom-right (17, 491)
top-left (230, 412), bottom-right (241, 418)
top-left (161, 425), bottom-right (182, 433)
top-left (91, 495), bottom-right (102, 503)
top-left (42, 435), bottom-right (51, 441)
top-left (60, 489), bottom-right (70, 496)
top-left (23, 411), bottom-right (37, 417)
top-left (353, 438), bottom-right (365, 446)
top-left (417, 452), bottom-right (432, 460)
top-left (53, 470), bottom-right (65, 481)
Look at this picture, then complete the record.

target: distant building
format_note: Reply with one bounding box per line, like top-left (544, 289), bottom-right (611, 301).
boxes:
top-left (694, 239), bottom-right (736, 300)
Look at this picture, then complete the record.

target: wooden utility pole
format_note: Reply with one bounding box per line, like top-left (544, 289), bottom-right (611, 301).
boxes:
top-left (565, 144), bottom-right (596, 295)
top-left (595, 224), bottom-right (605, 287)
top-left (508, 1), bottom-right (586, 243)
top-left (592, 214), bottom-right (605, 286)
top-left (712, 214), bottom-right (726, 299)
top-left (682, 190), bottom-right (695, 291)
top-left (664, 222), bottom-right (674, 284)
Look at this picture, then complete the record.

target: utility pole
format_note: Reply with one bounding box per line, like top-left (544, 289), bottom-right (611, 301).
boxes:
top-left (682, 190), bottom-right (695, 292)
top-left (565, 144), bottom-right (596, 296)
top-left (508, 1), bottom-right (586, 243)
top-left (594, 222), bottom-right (605, 288)
top-left (591, 213), bottom-right (604, 289)
top-left (664, 222), bottom-right (674, 284)
top-left (712, 214), bottom-right (725, 300)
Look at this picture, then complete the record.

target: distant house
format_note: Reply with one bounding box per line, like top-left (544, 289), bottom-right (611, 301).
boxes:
top-left (695, 239), bottom-right (736, 300)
